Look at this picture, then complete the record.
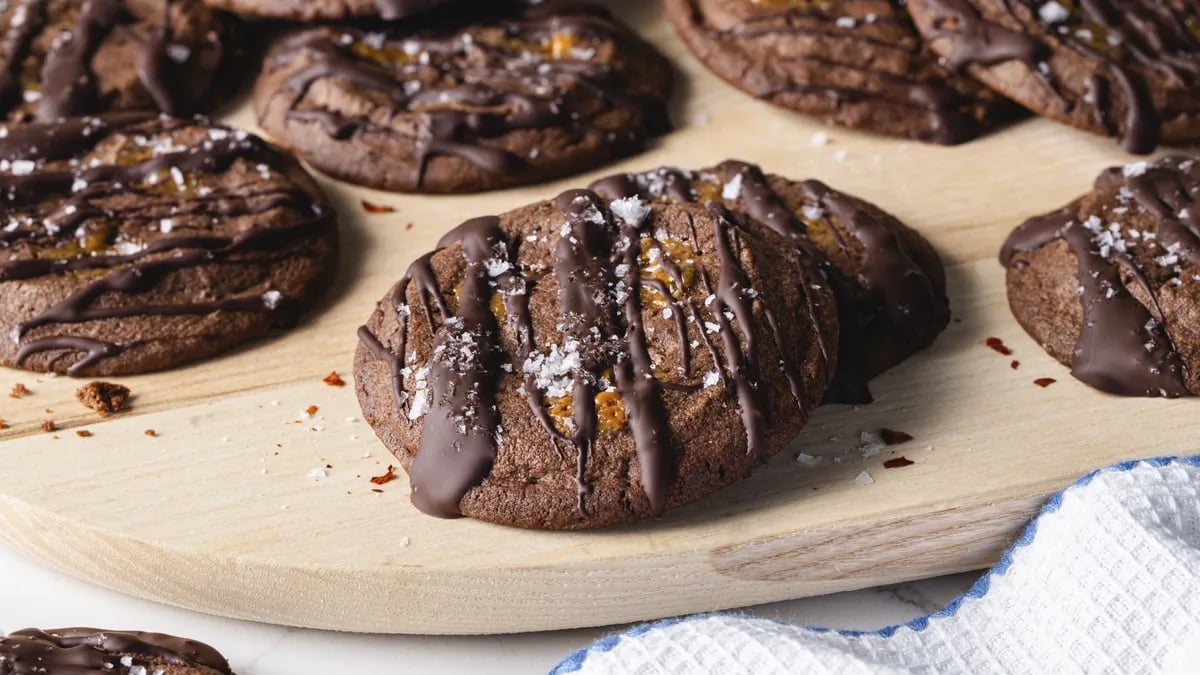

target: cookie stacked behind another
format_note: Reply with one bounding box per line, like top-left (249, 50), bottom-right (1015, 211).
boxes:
top-left (253, 2), bottom-right (672, 193)
top-left (0, 627), bottom-right (233, 674)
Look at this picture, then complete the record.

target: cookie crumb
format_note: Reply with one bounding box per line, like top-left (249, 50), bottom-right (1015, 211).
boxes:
top-left (879, 428), bottom-right (913, 445)
top-left (361, 200), bottom-right (396, 214)
top-left (370, 465), bottom-right (397, 485)
top-left (405, 222), bottom-right (414, 230)
top-left (985, 337), bottom-right (1013, 356)
top-left (1011, 360), bottom-right (1020, 369)
top-left (1034, 377), bottom-right (1057, 388)
top-left (144, 429), bottom-right (158, 437)
top-left (305, 404), bottom-right (319, 416)
top-left (9, 383), bottom-right (30, 399)
top-left (41, 420), bottom-right (56, 433)
top-left (883, 456), bottom-right (914, 469)
top-left (75, 430), bottom-right (93, 438)
top-left (0, 419), bottom-right (7, 429)
top-left (75, 381), bottom-right (131, 415)
top-left (323, 371), bottom-right (346, 387)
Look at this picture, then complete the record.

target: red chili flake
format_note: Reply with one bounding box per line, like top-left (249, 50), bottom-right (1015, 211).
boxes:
top-left (370, 465), bottom-right (397, 485)
top-left (985, 337), bottom-right (1012, 356)
top-left (10, 383), bottom-right (31, 399)
top-left (883, 456), bottom-right (915, 469)
top-left (306, 405), bottom-right (319, 416)
top-left (323, 371), bottom-right (346, 387)
top-left (361, 200), bottom-right (396, 214)
top-left (880, 428), bottom-right (913, 445)
top-left (1034, 378), bottom-right (1056, 388)
top-left (1011, 360), bottom-right (1020, 370)
top-left (76, 430), bottom-right (93, 438)
top-left (144, 429), bottom-right (158, 437)
top-left (40, 420), bottom-right (56, 433)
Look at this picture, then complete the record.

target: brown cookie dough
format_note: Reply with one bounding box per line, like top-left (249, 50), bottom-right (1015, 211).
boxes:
top-left (0, 0), bottom-right (234, 122)
top-left (663, 0), bottom-right (1020, 144)
top-left (201, 0), bottom-right (455, 20)
top-left (0, 627), bottom-right (232, 674)
top-left (252, 2), bottom-right (671, 194)
top-left (0, 113), bottom-right (338, 377)
top-left (590, 160), bottom-right (951, 404)
top-left (1001, 155), bottom-right (1200, 397)
top-left (354, 190), bottom-right (837, 529)
top-left (905, 0), bottom-right (1200, 153)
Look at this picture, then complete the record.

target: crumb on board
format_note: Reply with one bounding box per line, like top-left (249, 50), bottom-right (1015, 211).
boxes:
top-left (76, 430), bottom-right (93, 438)
top-left (854, 470), bottom-right (874, 486)
top-left (0, 419), bottom-right (7, 430)
top-left (9, 383), bottom-right (30, 399)
top-left (370, 465), bottom-right (397, 486)
top-left (76, 381), bottom-right (131, 415)
top-left (144, 429), bottom-right (158, 437)
top-left (1011, 360), bottom-right (1020, 369)
top-left (880, 428), bottom-right (913, 445)
top-left (40, 420), bottom-right (56, 433)
top-left (405, 222), bottom-right (414, 230)
top-left (361, 200), bottom-right (396, 214)
top-left (884, 456), bottom-right (915, 469)
top-left (985, 337), bottom-right (1013, 356)
top-left (1034, 378), bottom-right (1056, 388)
top-left (323, 371), bottom-right (346, 387)
top-left (305, 404), bottom-right (319, 417)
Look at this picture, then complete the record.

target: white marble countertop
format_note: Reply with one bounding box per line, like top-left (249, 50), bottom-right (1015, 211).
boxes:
top-left (0, 542), bottom-right (980, 673)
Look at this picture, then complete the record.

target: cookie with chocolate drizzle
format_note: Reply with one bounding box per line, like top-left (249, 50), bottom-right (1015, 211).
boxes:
top-left (0, 113), bottom-right (338, 376)
top-left (252, 1), bottom-right (671, 194)
top-left (202, 0), bottom-right (456, 20)
top-left (591, 160), bottom-right (951, 404)
top-left (0, 627), bottom-right (232, 674)
top-left (904, 0), bottom-right (1200, 153)
top-left (0, 0), bottom-right (234, 123)
top-left (663, 0), bottom-right (1020, 144)
top-left (1000, 156), bottom-right (1200, 397)
top-left (354, 190), bottom-right (837, 529)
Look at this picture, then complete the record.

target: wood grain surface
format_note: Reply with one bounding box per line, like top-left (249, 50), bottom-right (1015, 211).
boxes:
top-left (0, 1), bottom-right (1186, 634)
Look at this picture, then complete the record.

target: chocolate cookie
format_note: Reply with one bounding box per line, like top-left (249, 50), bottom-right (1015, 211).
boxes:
top-left (202, 0), bottom-right (455, 20)
top-left (1000, 156), bottom-right (1200, 397)
top-left (0, 0), bottom-right (233, 123)
top-left (0, 113), bottom-right (338, 376)
top-left (591, 160), bottom-right (950, 404)
top-left (253, 2), bottom-right (671, 194)
top-left (905, 0), bottom-right (1200, 153)
top-left (0, 627), bottom-right (232, 674)
top-left (354, 190), bottom-right (837, 529)
top-left (663, 0), bottom-right (1019, 144)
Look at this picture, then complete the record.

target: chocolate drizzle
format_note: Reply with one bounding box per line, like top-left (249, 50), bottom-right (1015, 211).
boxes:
top-left (257, 3), bottom-right (669, 191)
top-left (0, 0), bottom-right (224, 121)
top-left (0, 627), bottom-right (232, 674)
top-left (0, 113), bottom-right (335, 375)
top-left (1000, 156), bottom-right (1200, 396)
top-left (357, 188), bottom-right (820, 521)
top-left (675, 0), bottom-right (1014, 144)
top-left (590, 160), bottom-right (949, 404)
top-left (919, 0), bottom-right (1200, 153)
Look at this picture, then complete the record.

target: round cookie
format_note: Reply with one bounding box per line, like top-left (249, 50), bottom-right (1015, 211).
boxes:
top-left (253, 2), bottom-right (672, 194)
top-left (1001, 155), bottom-right (1200, 397)
top-left (590, 160), bottom-right (951, 404)
top-left (663, 0), bottom-right (1020, 144)
top-left (354, 190), bottom-right (838, 529)
top-left (202, 0), bottom-right (456, 20)
top-left (904, 0), bottom-right (1200, 153)
top-left (0, 0), bottom-right (233, 123)
top-left (0, 113), bottom-right (338, 377)
top-left (0, 627), bottom-right (232, 674)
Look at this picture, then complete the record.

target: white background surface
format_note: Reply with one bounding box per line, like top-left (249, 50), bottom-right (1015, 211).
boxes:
top-left (0, 541), bottom-right (980, 673)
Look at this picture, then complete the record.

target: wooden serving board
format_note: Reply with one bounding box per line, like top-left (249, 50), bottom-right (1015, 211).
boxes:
top-left (0, 1), bottom-right (1190, 635)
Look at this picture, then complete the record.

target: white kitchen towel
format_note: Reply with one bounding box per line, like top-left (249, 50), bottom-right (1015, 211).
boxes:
top-left (552, 456), bottom-right (1200, 675)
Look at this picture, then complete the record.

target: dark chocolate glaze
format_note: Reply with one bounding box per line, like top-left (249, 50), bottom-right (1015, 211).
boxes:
top-left (0, 113), bottom-right (333, 375)
top-left (0, 627), bottom-right (232, 674)
top-left (0, 0), bottom-right (223, 121)
top-left (590, 160), bottom-right (948, 404)
top-left (1000, 156), bottom-right (1200, 396)
top-left (919, 0), bottom-right (1200, 153)
top-left (692, 0), bottom-right (1009, 145)
top-left (258, 3), bottom-right (668, 189)
top-left (357, 189), bottom-right (814, 519)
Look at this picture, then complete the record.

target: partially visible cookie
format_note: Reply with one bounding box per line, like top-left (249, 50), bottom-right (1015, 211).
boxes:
top-left (253, 2), bottom-right (671, 194)
top-left (1001, 155), bottom-right (1200, 397)
top-left (0, 0), bottom-right (233, 122)
top-left (0, 113), bottom-right (338, 376)
top-left (591, 160), bottom-right (950, 404)
top-left (0, 627), bottom-right (232, 674)
top-left (202, 0), bottom-right (455, 20)
top-left (663, 0), bottom-right (1020, 144)
top-left (905, 0), bottom-right (1200, 153)
top-left (354, 189), bottom-right (837, 529)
